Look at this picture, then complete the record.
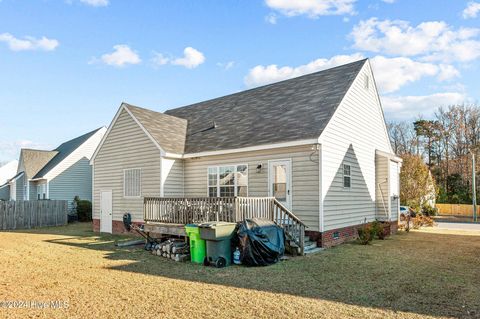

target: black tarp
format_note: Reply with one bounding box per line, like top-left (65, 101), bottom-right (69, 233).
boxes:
top-left (235, 218), bottom-right (285, 266)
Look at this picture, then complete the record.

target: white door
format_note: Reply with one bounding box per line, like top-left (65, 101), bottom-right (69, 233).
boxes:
top-left (100, 190), bottom-right (112, 233)
top-left (269, 159), bottom-right (292, 210)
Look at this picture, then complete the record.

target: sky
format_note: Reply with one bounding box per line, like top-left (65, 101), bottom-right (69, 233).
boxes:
top-left (0, 0), bottom-right (480, 163)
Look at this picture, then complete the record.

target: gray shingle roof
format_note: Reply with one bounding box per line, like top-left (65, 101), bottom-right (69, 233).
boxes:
top-left (124, 104), bottom-right (188, 154)
top-left (33, 128), bottom-right (103, 179)
top-left (164, 59), bottom-right (366, 154)
top-left (121, 59), bottom-right (366, 155)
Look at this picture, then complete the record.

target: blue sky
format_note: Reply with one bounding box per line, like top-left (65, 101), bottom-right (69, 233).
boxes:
top-left (0, 0), bottom-right (479, 162)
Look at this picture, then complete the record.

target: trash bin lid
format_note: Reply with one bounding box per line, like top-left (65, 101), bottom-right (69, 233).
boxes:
top-left (198, 222), bottom-right (237, 228)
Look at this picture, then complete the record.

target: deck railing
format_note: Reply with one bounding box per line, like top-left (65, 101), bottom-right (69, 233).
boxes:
top-left (144, 196), bottom-right (307, 254)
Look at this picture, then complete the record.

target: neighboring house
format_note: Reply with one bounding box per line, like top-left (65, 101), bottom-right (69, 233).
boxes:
top-left (6, 127), bottom-right (106, 207)
top-left (0, 160), bottom-right (18, 200)
top-left (91, 59), bottom-right (402, 247)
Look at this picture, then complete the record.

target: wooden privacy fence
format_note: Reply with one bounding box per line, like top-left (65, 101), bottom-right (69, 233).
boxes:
top-left (436, 203), bottom-right (477, 216)
top-left (0, 200), bottom-right (68, 230)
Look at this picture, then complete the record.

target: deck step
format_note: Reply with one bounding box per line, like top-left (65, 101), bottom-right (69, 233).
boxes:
top-left (303, 241), bottom-right (318, 251)
top-left (304, 247), bottom-right (324, 255)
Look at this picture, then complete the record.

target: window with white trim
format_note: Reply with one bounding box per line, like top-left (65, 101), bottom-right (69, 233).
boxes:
top-left (208, 165), bottom-right (248, 197)
top-left (343, 164), bottom-right (351, 188)
top-left (124, 168), bottom-right (141, 197)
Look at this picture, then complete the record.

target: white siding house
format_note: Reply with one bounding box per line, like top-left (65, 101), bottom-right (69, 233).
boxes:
top-left (91, 59), bottom-right (401, 248)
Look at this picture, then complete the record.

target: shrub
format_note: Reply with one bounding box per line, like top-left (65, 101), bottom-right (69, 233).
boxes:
top-left (412, 216), bottom-right (423, 229)
top-left (75, 196), bottom-right (92, 222)
top-left (421, 205), bottom-right (438, 217)
top-left (371, 220), bottom-right (388, 240)
top-left (411, 215), bottom-right (435, 229)
top-left (357, 224), bottom-right (376, 245)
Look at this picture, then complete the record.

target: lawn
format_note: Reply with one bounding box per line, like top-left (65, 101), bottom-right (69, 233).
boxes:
top-left (0, 223), bottom-right (479, 319)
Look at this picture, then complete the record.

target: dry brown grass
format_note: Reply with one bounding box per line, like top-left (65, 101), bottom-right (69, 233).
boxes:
top-left (0, 223), bottom-right (479, 319)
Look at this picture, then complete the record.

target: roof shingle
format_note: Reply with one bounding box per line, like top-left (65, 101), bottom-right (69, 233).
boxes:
top-left (122, 59), bottom-right (366, 154)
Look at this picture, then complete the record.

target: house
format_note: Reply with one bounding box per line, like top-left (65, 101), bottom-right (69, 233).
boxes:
top-left (0, 160), bottom-right (18, 200)
top-left (5, 127), bottom-right (106, 207)
top-left (90, 59), bottom-right (402, 248)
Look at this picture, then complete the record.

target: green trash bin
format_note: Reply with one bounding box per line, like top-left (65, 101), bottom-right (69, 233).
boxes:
top-left (185, 224), bottom-right (206, 264)
top-left (199, 222), bottom-right (237, 268)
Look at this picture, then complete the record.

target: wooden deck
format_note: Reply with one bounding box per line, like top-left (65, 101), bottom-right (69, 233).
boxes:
top-left (144, 196), bottom-right (307, 254)
top-left (143, 222), bottom-right (186, 237)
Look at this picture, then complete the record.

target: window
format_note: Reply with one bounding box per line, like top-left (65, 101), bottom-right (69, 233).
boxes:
top-left (364, 74), bottom-right (370, 90)
top-left (37, 184), bottom-right (46, 200)
top-left (343, 164), bottom-right (351, 188)
top-left (124, 168), bottom-right (141, 197)
top-left (208, 164), bottom-right (248, 197)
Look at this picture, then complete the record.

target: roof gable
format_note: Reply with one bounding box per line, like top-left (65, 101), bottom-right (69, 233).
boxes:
top-left (165, 59), bottom-right (366, 154)
top-left (124, 104), bottom-right (187, 154)
top-left (19, 149), bottom-right (58, 178)
top-left (33, 127), bottom-right (104, 179)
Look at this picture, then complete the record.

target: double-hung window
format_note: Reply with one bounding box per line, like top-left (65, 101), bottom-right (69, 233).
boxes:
top-left (343, 164), bottom-right (351, 189)
top-left (124, 168), bottom-right (141, 197)
top-left (208, 165), bottom-right (248, 197)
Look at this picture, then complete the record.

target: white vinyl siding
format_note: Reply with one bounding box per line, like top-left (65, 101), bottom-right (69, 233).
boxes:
top-left (93, 109), bottom-right (161, 222)
top-left (319, 61), bottom-right (393, 231)
top-left (183, 145), bottom-right (319, 231)
top-left (124, 169), bottom-right (141, 197)
top-left (162, 158), bottom-right (184, 197)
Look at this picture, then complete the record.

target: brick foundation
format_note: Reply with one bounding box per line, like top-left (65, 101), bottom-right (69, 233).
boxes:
top-left (93, 218), bottom-right (399, 247)
top-left (92, 218), bottom-right (143, 235)
top-left (307, 220), bottom-right (399, 248)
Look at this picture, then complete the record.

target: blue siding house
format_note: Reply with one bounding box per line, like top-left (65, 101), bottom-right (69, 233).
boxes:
top-left (5, 127), bottom-right (106, 207)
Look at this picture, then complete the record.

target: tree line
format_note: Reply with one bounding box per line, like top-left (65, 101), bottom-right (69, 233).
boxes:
top-left (388, 104), bottom-right (480, 205)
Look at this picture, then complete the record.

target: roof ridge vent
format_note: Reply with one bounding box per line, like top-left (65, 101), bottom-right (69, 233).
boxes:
top-left (188, 121), bottom-right (216, 136)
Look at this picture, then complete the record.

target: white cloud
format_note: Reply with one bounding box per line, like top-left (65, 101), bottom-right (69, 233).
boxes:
top-left (265, 13), bottom-right (278, 24)
top-left (265, 0), bottom-right (356, 18)
top-left (98, 45), bottom-right (141, 67)
top-left (351, 18), bottom-right (480, 62)
top-left (171, 47), bottom-right (205, 69)
top-left (80, 0), bottom-right (109, 7)
top-left (151, 47), bottom-right (205, 69)
top-left (0, 33), bottom-right (59, 51)
top-left (463, 1), bottom-right (480, 19)
top-left (151, 52), bottom-right (169, 66)
top-left (369, 56), bottom-right (459, 93)
top-left (245, 53), bottom-right (364, 87)
top-left (217, 61), bottom-right (235, 70)
top-left (244, 54), bottom-right (458, 92)
top-left (382, 92), bottom-right (466, 120)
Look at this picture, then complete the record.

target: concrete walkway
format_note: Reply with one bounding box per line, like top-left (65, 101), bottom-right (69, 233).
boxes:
top-left (435, 221), bottom-right (480, 231)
